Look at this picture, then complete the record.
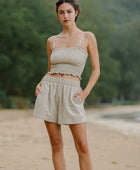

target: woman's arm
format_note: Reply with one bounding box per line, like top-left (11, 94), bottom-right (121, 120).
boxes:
top-left (39, 36), bottom-right (53, 85)
top-left (83, 32), bottom-right (100, 97)
top-left (35, 36), bottom-right (53, 96)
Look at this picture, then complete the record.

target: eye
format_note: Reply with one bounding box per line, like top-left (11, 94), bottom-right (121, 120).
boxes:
top-left (59, 11), bottom-right (64, 14)
top-left (68, 11), bottom-right (72, 13)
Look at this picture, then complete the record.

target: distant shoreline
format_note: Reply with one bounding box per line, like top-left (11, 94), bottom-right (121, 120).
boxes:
top-left (86, 104), bottom-right (140, 137)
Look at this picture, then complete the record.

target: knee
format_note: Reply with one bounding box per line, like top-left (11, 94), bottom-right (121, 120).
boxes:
top-left (76, 141), bottom-right (89, 154)
top-left (51, 139), bottom-right (63, 153)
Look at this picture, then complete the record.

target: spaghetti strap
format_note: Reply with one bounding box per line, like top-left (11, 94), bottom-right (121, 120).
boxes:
top-left (78, 32), bottom-right (84, 47)
top-left (53, 36), bottom-right (56, 49)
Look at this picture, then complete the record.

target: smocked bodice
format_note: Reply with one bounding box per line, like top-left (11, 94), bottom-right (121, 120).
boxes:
top-left (48, 32), bottom-right (88, 80)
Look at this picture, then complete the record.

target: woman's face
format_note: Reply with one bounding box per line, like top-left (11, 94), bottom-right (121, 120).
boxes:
top-left (57, 3), bottom-right (78, 25)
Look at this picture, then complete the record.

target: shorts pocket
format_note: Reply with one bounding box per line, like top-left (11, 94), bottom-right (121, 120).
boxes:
top-left (73, 95), bottom-right (84, 105)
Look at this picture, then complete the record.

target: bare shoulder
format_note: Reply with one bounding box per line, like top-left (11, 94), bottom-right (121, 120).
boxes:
top-left (83, 31), bottom-right (98, 56)
top-left (84, 31), bottom-right (97, 43)
top-left (47, 35), bottom-right (55, 42)
top-left (46, 36), bottom-right (55, 49)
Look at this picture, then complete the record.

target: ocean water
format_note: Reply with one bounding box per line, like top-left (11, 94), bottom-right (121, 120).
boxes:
top-left (102, 111), bottom-right (140, 123)
top-left (86, 110), bottom-right (140, 137)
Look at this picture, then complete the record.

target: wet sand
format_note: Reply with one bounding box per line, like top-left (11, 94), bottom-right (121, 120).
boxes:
top-left (0, 106), bottom-right (140, 170)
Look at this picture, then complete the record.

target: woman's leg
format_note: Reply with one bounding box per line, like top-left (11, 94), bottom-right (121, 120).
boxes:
top-left (69, 123), bottom-right (92, 170)
top-left (44, 120), bottom-right (66, 170)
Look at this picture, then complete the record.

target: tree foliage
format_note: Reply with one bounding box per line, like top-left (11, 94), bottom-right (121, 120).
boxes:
top-left (0, 0), bottom-right (139, 107)
top-left (111, 17), bottom-right (140, 100)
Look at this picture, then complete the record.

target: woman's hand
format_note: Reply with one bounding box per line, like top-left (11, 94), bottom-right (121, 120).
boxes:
top-left (74, 90), bottom-right (88, 103)
top-left (35, 82), bottom-right (42, 96)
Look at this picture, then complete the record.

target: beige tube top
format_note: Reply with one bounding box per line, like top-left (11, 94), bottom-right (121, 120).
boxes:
top-left (48, 32), bottom-right (88, 80)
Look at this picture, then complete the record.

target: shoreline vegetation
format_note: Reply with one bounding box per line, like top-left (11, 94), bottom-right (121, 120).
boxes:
top-left (1, 0), bottom-right (140, 109)
top-left (1, 94), bottom-right (140, 109)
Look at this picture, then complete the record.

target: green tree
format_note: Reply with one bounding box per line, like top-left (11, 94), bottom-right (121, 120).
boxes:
top-left (77, 0), bottom-right (120, 103)
top-left (111, 17), bottom-right (140, 100)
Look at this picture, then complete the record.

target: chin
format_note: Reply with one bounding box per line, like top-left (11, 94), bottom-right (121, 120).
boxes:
top-left (63, 22), bottom-right (71, 25)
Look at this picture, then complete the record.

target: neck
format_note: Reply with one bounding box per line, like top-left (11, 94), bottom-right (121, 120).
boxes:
top-left (61, 22), bottom-right (79, 36)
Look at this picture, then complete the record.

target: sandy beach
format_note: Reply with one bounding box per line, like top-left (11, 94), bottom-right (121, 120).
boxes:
top-left (0, 106), bottom-right (140, 170)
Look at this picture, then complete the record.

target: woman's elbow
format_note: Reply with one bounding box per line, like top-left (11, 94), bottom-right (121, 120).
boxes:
top-left (92, 66), bottom-right (100, 77)
top-left (98, 68), bottom-right (100, 77)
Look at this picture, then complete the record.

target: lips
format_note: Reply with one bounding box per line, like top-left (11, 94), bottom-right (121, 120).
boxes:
top-left (64, 20), bottom-right (70, 22)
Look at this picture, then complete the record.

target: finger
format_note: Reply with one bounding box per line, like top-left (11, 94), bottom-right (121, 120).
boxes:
top-left (35, 91), bottom-right (37, 96)
top-left (35, 90), bottom-right (38, 96)
top-left (76, 92), bottom-right (81, 97)
top-left (38, 87), bottom-right (42, 93)
top-left (74, 93), bottom-right (79, 98)
top-left (36, 86), bottom-right (40, 93)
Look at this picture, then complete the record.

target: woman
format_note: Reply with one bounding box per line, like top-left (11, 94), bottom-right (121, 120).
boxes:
top-left (33, 0), bottom-right (100, 169)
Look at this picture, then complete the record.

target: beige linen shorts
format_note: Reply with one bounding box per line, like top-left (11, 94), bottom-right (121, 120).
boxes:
top-left (33, 75), bottom-right (87, 125)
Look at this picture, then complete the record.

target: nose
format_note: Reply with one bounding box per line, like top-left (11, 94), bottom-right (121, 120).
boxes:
top-left (64, 12), bottom-right (68, 18)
